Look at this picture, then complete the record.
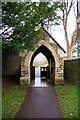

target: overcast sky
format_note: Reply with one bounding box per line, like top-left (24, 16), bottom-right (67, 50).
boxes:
top-left (33, 0), bottom-right (77, 61)
top-left (34, 53), bottom-right (48, 62)
top-left (50, 5), bottom-right (76, 51)
top-left (33, 0), bottom-right (76, 51)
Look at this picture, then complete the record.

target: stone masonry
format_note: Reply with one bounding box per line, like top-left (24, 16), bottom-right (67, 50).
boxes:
top-left (20, 31), bottom-right (66, 85)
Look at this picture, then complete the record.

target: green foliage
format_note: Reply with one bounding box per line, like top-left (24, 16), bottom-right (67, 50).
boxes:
top-left (2, 2), bottom-right (63, 55)
top-left (33, 60), bottom-right (48, 67)
top-left (2, 2), bottom-right (41, 54)
top-left (77, 35), bottom-right (80, 57)
top-left (64, 59), bottom-right (79, 84)
top-left (72, 44), bottom-right (77, 56)
top-left (55, 85), bottom-right (78, 118)
top-left (2, 82), bottom-right (29, 118)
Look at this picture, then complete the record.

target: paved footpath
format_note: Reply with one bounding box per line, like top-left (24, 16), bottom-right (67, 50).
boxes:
top-left (16, 86), bottom-right (61, 118)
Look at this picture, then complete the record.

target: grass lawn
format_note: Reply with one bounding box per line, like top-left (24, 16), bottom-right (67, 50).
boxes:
top-left (55, 84), bottom-right (79, 118)
top-left (0, 86), bottom-right (2, 119)
top-left (2, 77), bottom-right (29, 118)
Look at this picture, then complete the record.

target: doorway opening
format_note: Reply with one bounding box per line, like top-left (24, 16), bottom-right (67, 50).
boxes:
top-left (33, 53), bottom-right (48, 78)
top-left (32, 53), bottom-right (49, 87)
top-left (30, 45), bottom-right (55, 87)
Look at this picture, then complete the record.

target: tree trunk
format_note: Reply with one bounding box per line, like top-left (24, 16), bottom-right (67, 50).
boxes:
top-left (61, 0), bottom-right (77, 58)
top-left (67, 46), bottom-right (73, 58)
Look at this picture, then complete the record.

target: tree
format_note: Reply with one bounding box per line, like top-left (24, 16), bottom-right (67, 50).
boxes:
top-left (2, 2), bottom-right (42, 54)
top-left (77, 0), bottom-right (80, 57)
top-left (2, 2), bottom-right (63, 55)
top-left (59, 0), bottom-right (77, 58)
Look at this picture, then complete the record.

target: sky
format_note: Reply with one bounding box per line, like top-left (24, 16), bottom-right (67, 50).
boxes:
top-left (20, 0), bottom-right (77, 60)
top-left (32, 0), bottom-right (77, 51)
top-left (50, 6), bottom-right (76, 51)
top-left (33, 53), bottom-right (48, 62)
top-left (33, 0), bottom-right (77, 61)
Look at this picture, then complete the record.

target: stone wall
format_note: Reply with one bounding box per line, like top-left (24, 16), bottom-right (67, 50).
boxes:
top-left (2, 55), bottom-right (21, 76)
top-left (64, 58), bottom-right (80, 84)
top-left (19, 40), bottom-right (65, 85)
top-left (2, 35), bottom-right (65, 86)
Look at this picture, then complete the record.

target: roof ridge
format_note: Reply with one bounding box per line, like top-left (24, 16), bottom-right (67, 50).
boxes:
top-left (42, 27), bottom-right (66, 53)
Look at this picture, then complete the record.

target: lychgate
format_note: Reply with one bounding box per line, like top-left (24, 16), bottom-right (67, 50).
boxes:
top-left (19, 31), bottom-right (66, 85)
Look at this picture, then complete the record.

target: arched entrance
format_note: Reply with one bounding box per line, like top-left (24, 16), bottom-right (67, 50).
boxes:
top-left (32, 53), bottom-right (48, 78)
top-left (30, 45), bottom-right (55, 85)
top-left (20, 40), bottom-right (64, 85)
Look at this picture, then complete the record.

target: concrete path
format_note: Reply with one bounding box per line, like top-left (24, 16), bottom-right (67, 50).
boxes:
top-left (16, 86), bottom-right (60, 118)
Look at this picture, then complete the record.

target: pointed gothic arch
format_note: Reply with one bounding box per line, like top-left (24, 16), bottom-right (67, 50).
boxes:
top-left (30, 45), bottom-right (55, 84)
top-left (20, 40), bottom-right (65, 85)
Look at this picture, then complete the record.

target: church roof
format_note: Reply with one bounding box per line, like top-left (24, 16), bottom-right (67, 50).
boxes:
top-left (43, 27), bottom-right (66, 53)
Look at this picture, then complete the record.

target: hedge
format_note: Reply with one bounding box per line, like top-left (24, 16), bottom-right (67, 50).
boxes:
top-left (64, 58), bottom-right (80, 84)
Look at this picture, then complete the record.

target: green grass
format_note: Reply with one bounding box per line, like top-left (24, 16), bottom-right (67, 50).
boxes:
top-left (55, 84), bottom-right (79, 118)
top-left (0, 89), bottom-right (2, 119)
top-left (2, 81), bottom-right (29, 118)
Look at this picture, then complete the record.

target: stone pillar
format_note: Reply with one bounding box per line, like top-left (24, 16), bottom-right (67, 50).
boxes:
top-left (55, 58), bottom-right (64, 85)
top-left (20, 51), bottom-right (29, 85)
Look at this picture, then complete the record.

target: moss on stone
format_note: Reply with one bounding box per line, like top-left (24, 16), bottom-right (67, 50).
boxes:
top-left (20, 77), bottom-right (29, 86)
top-left (55, 77), bottom-right (64, 85)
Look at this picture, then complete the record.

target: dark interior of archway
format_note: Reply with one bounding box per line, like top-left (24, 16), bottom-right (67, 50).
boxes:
top-left (30, 45), bottom-right (55, 84)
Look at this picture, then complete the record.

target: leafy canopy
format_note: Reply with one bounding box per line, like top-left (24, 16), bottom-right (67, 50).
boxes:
top-left (2, 2), bottom-right (63, 54)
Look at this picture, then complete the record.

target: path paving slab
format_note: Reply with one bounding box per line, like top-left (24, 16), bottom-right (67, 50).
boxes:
top-left (16, 87), bottom-right (60, 118)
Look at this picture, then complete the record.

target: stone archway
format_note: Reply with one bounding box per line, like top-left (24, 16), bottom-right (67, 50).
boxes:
top-left (20, 40), bottom-right (64, 85)
top-left (30, 45), bottom-right (55, 84)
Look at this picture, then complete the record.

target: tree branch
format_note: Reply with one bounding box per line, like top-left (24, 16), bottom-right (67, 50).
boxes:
top-left (67, 0), bottom-right (73, 16)
top-left (2, 27), bottom-right (13, 35)
top-left (70, 28), bottom-right (78, 49)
